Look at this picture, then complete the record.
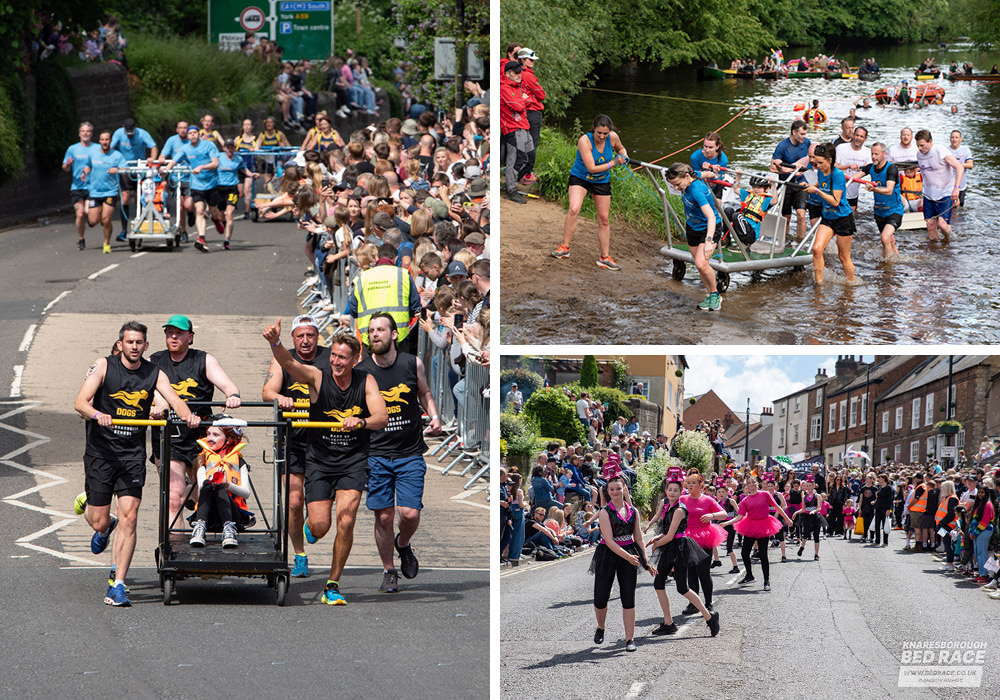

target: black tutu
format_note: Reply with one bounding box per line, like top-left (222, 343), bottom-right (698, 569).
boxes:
top-left (589, 542), bottom-right (643, 576)
top-left (655, 535), bottom-right (709, 573)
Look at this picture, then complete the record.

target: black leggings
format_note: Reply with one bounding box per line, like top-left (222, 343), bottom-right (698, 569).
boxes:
top-left (801, 514), bottom-right (821, 542)
top-left (194, 482), bottom-right (235, 524)
top-left (872, 507), bottom-right (890, 545)
top-left (725, 524), bottom-right (736, 554)
top-left (594, 556), bottom-right (638, 610)
top-left (861, 510), bottom-right (875, 539)
top-left (681, 556), bottom-right (713, 605)
top-left (741, 536), bottom-right (770, 581)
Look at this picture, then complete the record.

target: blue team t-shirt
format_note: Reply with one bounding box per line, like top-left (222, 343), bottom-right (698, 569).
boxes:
top-left (63, 142), bottom-right (100, 191)
top-left (681, 178), bottom-right (721, 231)
top-left (176, 140), bottom-right (220, 191)
top-left (161, 134), bottom-right (190, 182)
top-left (691, 148), bottom-right (729, 174)
top-left (817, 167), bottom-right (854, 219)
top-left (772, 137), bottom-right (811, 183)
top-left (111, 127), bottom-right (156, 162)
top-left (216, 152), bottom-right (246, 186)
top-left (88, 148), bottom-right (127, 197)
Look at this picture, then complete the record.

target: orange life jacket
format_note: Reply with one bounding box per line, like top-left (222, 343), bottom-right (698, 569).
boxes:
top-left (909, 483), bottom-right (928, 513)
top-left (935, 494), bottom-right (958, 528)
top-left (196, 439), bottom-right (248, 511)
top-left (900, 170), bottom-right (923, 200)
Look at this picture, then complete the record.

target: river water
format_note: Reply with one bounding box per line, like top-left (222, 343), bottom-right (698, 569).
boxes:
top-left (555, 43), bottom-right (1000, 344)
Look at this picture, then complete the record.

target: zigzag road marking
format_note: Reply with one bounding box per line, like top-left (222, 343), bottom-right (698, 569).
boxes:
top-left (0, 400), bottom-right (96, 563)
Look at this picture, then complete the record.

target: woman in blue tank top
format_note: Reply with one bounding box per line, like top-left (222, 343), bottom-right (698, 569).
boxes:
top-left (551, 114), bottom-right (629, 271)
top-left (665, 162), bottom-right (724, 312)
top-left (805, 143), bottom-right (856, 284)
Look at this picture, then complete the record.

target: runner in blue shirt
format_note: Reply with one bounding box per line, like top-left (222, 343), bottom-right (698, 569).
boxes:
top-left (861, 142), bottom-right (904, 259)
top-left (62, 122), bottom-right (99, 250)
top-left (170, 127), bottom-right (220, 252)
top-left (87, 130), bottom-right (128, 254)
top-left (770, 120), bottom-right (811, 241)
top-left (110, 118), bottom-right (158, 241)
top-left (160, 120), bottom-right (194, 241)
top-left (666, 162), bottom-right (723, 311)
top-left (690, 132), bottom-right (729, 198)
top-left (805, 143), bottom-right (856, 284)
top-left (216, 139), bottom-right (259, 249)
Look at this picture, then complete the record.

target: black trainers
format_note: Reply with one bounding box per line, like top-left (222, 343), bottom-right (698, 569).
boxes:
top-left (711, 560), bottom-right (722, 568)
top-left (763, 581), bottom-right (771, 591)
top-left (728, 566), bottom-right (740, 574)
top-left (593, 627), bottom-right (604, 644)
top-left (707, 611), bottom-right (721, 637)
top-left (814, 554), bottom-right (819, 561)
top-left (738, 575), bottom-right (755, 585)
top-left (625, 639), bottom-right (637, 652)
top-left (77, 238), bottom-right (85, 251)
top-left (781, 556), bottom-right (787, 562)
top-left (797, 545), bottom-right (804, 557)
top-left (652, 622), bottom-right (678, 636)
top-left (379, 569), bottom-right (399, 593)
top-left (682, 603), bottom-right (699, 615)
top-left (503, 189), bottom-right (527, 204)
top-left (395, 534), bottom-right (419, 579)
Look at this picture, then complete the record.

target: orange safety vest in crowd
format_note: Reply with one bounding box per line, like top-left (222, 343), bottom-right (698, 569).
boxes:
top-left (909, 483), bottom-right (928, 513)
top-left (196, 439), bottom-right (248, 512)
top-left (935, 494), bottom-right (958, 528)
top-left (900, 170), bottom-right (923, 200)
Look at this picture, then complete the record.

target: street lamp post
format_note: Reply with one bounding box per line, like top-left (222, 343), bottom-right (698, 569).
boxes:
top-left (745, 397), bottom-right (750, 468)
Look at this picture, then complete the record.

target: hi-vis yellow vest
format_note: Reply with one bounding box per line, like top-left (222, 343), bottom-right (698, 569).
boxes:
top-left (354, 264), bottom-right (411, 344)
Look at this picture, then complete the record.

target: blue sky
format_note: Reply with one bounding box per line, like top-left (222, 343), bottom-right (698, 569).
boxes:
top-left (684, 355), bottom-right (873, 416)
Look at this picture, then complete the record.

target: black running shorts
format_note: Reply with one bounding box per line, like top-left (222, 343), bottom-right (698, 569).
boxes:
top-left (568, 174), bottom-right (611, 198)
top-left (84, 454), bottom-right (146, 506)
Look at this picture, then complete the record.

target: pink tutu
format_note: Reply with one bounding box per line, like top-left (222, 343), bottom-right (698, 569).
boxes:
top-left (685, 523), bottom-right (727, 549)
top-left (735, 515), bottom-right (782, 539)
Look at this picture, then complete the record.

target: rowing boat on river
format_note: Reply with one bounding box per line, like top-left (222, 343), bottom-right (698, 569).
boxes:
top-left (944, 73), bottom-right (1000, 81)
top-left (858, 72), bottom-right (881, 81)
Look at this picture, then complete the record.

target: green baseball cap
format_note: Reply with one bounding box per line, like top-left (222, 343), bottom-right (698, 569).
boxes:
top-left (162, 314), bottom-right (193, 331)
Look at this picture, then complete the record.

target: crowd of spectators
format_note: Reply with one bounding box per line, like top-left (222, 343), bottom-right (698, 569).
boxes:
top-left (32, 14), bottom-right (127, 66)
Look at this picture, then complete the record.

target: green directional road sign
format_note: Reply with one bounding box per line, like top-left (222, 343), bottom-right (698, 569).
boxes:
top-left (209, 0), bottom-right (334, 61)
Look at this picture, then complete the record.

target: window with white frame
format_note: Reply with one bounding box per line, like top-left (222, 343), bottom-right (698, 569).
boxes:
top-left (911, 397), bottom-right (921, 430)
top-left (816, 387), bottom-right (823, 407)
top-left (949, 385), bottom-right (957, 418)
top-left (793, 425), bottom-right (799, 444)
top-left (778, 428), bottom-right (785, 448)
top-left (894, 444), bottom-right (902, 464)
top-left (895, 407), bottom-right (904, 429)
top-left (839, 400), bottom-right (847, 430)
top-left (880, 447), bottom-right (888, 465)
top-left (882, 410), bottom-right (889, 434)
top-left (958, 429), bottom-right (965, 449)
top-left (779, 402), bottom-right (786, 417)
top-left (910, 441), bottom-right (920, 463)
top-left (861, 395), bottom-right (868, 424)
top-left (849, 397), bottom-right (858, 427)
top-left (811, 416), bottom-right (821, 441)
top-left (829, 405), bottom-right (836, 432)
top-left (631, 378), bottom-right (653, 399)
top-left (925, 392), bottom-right (934, 425)
top-left (794, 397), bottom-right (801, 413)
top-left (926, 436), bottom-right (935, 458)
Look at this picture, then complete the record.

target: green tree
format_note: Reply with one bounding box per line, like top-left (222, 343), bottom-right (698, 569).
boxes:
top-left (523, 388), bottom-right (587, 446)
top-left (580, 355), bottom-right (599, 388)
top-left (672, 430), bottom-right (714, 473)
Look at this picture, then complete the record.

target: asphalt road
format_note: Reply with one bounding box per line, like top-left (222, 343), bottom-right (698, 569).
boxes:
top-left (501, 535), bottom-right (999, 700)
top-left (0, 213), bottom-right (488, 698)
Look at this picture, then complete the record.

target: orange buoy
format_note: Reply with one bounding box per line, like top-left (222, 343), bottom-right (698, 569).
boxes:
top-left (793, 103), bottom-right (805, 111)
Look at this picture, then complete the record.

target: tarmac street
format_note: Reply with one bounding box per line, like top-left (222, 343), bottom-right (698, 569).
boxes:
top-left (0, 214), bottom-right (488, 698)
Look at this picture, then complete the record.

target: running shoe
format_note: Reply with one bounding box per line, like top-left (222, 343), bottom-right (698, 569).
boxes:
top-left (814, 554), bottom-right (819, 561)
top-left (728, 566), bottom-right (740, 574)
top-left (105, 566), bottom-right (130, 593)
top-left (982, 578), bottom-right (998, 590)
top-left (213, 217), bottom-right (224, 234)
top-left (189, 520), bottom-right (207, 547)
top-left (707, 611), bottom-right (721, 637)
top-left (223, 240), bottom-right (230, 251)
top-left (322, 581), bottom-right (346, 605)
top-left (181, 232), bottom-right (189, 243)
top-left (763, 581), bottom-right (771, 591)
top-left (781, 556), bottom-right (787, 562)
top-left (243, 212), bottom-right (251, 220)
top-left (304, 519), bottom-right (318, 544)
top-left (73, 491), bottom-right (88, 515)
top-left (77, 239), bottom-right (85, 251)
top-left (550, 244), bottom-right (571, 259)
top-left (940, 563), bottom-right (955, 571)
top-left (292, 554), bottom-right (310, 578)
top-left (91, 515), bottom-right (118, 555)
top-left (593, 627), bottom-right (604, 644)
top-left (625, 639), bottom-right (637, 652)
top-left (116, 231), bottom-right (128, 242)
top-left (682, 603), bottom-right (699, 615)
top-left (502, 189), bottom-right (527, 204)
top-left (222, 521), bottom-right (238, 548)
top-left (379, 569), bottom-right (399, 593)
top-left (194, 236), bottom-right (209, 252)
top-left (697, 295), bottom-right (713, 311)
top-left (102, 243), bottom-right (111, 254)
top-left (596, 256), bottom-right (621, 271)
top-left (521, 173), bottom-right (536, 184)
top-left (975, 576), bottom-right (991, 584)
top-left (104, 583), bottom-right (131, 607)
top-left (708, 292), bottom-right (722, 311)
top-left (989, 590), bottom-right (1000, 600)
top-left (395, 534), bottom-right (419, 579)
top-left (797, 545), bottom-right (805, 557)
top-left (711, 560), bottom-right (722, 568)
top-left (738, 574), bottom-right (755, 585)
top-left (652, 622), bottom-right (678, 636)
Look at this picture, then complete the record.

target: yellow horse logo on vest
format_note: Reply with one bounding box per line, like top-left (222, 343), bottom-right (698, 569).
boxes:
top-left (171, 377), bottom-right (198, 399)
top-left (288, 382), bottom-right (310, 395)
top-left (108, 389), bottom-right (148, 408)
top-left (323, 406), bottom-right (362, 421)
top-left (380, 383), bottom-right (411, 405)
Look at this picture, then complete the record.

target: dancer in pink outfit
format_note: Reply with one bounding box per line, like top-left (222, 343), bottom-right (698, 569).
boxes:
top-left (722, 474), bottom-right (793, 591)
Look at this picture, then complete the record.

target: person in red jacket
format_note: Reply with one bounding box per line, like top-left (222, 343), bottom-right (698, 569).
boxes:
top-left (517, 48), bottom-right (545, 184)
top-left (499, 42), bottom-right (521, 75)
top-left (500, 61), bottom-right (533, 204)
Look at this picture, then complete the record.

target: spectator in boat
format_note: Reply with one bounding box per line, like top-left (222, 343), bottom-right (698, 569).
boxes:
top-left (949, 61), bottom-right (959, 74)
top-left (707, 60), bottom-right (718, 69)
top-left (991, 64), bottom-right (999, 74)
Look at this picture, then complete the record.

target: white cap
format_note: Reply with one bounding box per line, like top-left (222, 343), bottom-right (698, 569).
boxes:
top-left (292, 314), bottom-right (319, 331)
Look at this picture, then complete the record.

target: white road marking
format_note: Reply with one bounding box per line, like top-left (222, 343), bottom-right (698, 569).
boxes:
top-left (17, 518), bottom-right (76, 543)
top-left (9, 365), bottom-right (23, 397)
top-left (453, 500), bottom-right (490, 510)
top-left (17, 324), bottom-right (37, 352)
top-left (42, 290), bottom-right (71, 313)
top-left (87, 264), bottom-right (118, 280)
top-left (2, 499), bottom-right (75, 518)
top-left (17, 542), bottom-right (101, 566)
top-left (61, 564), bottom-right (491, 572)
top-left (625, 681), bottom-right (646, 698)
top-left (130, 251), bottom-right (147, 258)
